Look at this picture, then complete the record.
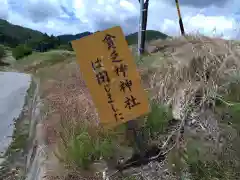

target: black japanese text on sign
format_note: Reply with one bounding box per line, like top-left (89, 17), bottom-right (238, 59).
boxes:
top-left (71, 26), bottom-right (150, 127)
top-left (102, 33), bottom-right (141, 111)
top-left (92, 56), bottom-right (124, 122)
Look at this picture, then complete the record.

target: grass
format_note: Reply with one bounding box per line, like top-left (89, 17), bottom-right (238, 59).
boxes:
top-left (145, 100), bottom-right (173, 137)
top-left (12, 50), bottom-right (75, 73)
top-left (4, 120), bottom-right (29, 157)
top-left (137, 35), bottom-right (240, 179)
top-left (187, 160), bottom-right (234, 180)
top-left (50, 99), bottom-right (175, 180)
top-left (55, 122), bottom-right (116, 170)
top-left (185, 140), bottom-right (239, 180)
top-left (122, 175), bottom-right (138, 180)
top-left (10, 34), bottom-right (240, 179)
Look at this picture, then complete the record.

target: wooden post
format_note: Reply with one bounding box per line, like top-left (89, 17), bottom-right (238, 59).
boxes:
top-left (140, 0), bottom-right (149, 55)
top-left (175, 0), bottom-right (185, 35)
top-left (138, 0), bottom-right (144, 56)
top-left (126, 119), bottom-right (147, 156)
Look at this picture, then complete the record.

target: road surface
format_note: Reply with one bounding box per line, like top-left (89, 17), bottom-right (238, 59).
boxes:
top-left (0, 71), bottom-right (31, 158)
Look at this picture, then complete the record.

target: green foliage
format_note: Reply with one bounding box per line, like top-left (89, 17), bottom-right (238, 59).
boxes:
top-left (168, 139), bottom-right (238, 180)
top-left (57, 124), bottom-right (115, 169)
top-left (122, 176), bottom-right (138, 180)
top-left (0, 19), bottom-right (74, 52)
top-left (145, 100), bottom-right (173, 137)
top-left (187, 159), bottom-right (236, 180)
top-left (185, 78), bottom-right (240, 180)
top-left (0, 45), bottom-right (5, 59)
top-left (4, 117), bottom-right (30, 157)
top-left (57, 32), bottom-right (92, 42)
top-left (67, 129), bottom-right (92, 168)
top-left (215, 80), bottom-right (240, 129)
top-left (57, 44), bottom-right (73, 51)
top-left (12, 44), bottom-right (32, 60)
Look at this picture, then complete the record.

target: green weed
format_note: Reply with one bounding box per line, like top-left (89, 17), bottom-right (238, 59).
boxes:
top-left (145, 100), bottom-right (173, 138)
top-left (56, 122), bottom-right (115, 170)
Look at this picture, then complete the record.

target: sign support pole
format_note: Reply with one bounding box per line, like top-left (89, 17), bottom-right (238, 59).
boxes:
top-left (129, 0), bottom-right (146, 157)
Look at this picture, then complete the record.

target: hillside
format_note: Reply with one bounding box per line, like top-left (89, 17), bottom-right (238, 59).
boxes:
top-left (0, 19), bottom-right (168, 48)
top-left (126, 30), bottom-right (168, 45)
top-left (0, 19), bottom-right (92, 49)
top-left (0, 19), bottom-right (44, 47)
top-left (57, 30), bottom-right (168, 44)
top-left (57, 32), bottom-right (93, 43)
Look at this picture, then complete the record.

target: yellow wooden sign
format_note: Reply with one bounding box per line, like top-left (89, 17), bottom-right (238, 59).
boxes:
top-left (71, 26), bottom-right (149, 126)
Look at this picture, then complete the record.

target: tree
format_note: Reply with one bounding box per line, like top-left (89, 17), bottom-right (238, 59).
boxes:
top-left (138, 0), bottom-right (149, 55)
top-left (0, 46), bottom-right (9, 66)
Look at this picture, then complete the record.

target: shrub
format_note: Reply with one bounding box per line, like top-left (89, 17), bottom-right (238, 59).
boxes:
top-left (57, 44), bottom-right (73, 51)
top-left (145, 100), bottom-right (173, 138)
top-left (55, 122), bottom-right (115, 170)
top-left (12, 44), bottom-right (32, 60)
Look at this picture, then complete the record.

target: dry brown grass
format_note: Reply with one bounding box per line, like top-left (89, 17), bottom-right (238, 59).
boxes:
top-left (33, 60), bottom-right (101, 179)
top-left (38, 59), bottom-right (125, 180)
top-left (147, 35), bottom-right (240, 119)
top-left (35, 35), bottom-right (240, 179)
top-left (41, 61), bottom-right (99, 143)
top-left (140, 35), bottom-right (240, 179)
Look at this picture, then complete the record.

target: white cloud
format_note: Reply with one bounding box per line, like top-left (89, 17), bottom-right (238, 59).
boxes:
top-left (184, 15), bottom-right (238, 39)
top-left (187, 15), bottom-right (234, 31)
top-left (1, 0), bottom-right (240, 40)
top-left (120, 0), bottom-right (137, 12)
top-left (157, 14), bottom-right (239, 39)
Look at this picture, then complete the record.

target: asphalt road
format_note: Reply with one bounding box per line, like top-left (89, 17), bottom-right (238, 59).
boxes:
top-left (0, 71), bottom-right (31, 156)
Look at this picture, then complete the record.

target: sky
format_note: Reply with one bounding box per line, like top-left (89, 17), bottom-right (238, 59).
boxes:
top-left (1, 0), bottom-right (240, 39)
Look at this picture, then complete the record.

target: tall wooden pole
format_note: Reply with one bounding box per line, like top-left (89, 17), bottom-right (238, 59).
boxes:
top-left (138, 0), bottom-right (144, 56)
top-left (175, 0), bottom-right (185, 35)
top-left (140, 0), bottom-right (149, 55)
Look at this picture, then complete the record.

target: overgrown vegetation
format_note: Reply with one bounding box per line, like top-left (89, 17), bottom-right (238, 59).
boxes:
top-left (4, 118), bottom-right (29, 157)
top-left (36, 36), bottom-right (240, 179)
top-left (55, 121), bottom-right (116, 170)
top-left (52, 97), bottom-right (175, 177)
top-left (144, 36), bottom-right (240, 179)
top-left (12, 44), bottom-right (32, 60)
top-left (145, 100), bottom-right (173, 137)
top-left (5, 17), bottom-right (240, 179)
